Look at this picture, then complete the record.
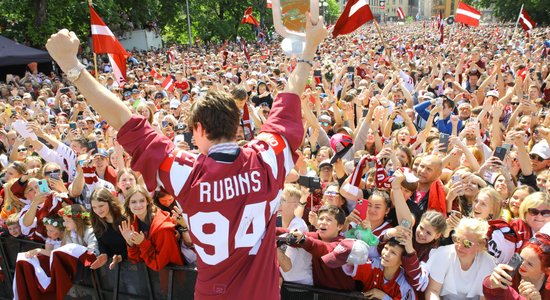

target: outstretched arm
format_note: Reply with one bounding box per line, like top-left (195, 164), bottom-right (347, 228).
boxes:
top-left (45, 30), bottom-right (131, 130)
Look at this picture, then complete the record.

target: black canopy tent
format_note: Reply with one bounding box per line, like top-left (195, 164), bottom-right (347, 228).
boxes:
top-left (0, 35), bottom-right (53, 80)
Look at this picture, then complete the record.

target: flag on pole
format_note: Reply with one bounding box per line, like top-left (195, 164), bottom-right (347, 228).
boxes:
top-left (89, 6), bottom-right (129, 83)
top-left (332, 0), bottom-right (374, 37)
top-left (241, 7), bottom-right (260, 27)
top-left (161, 75), bottom-right (175, 92)
top-left (89, 5), bottom-right (129, 84)
top-left (455, 1), bottom-right (482, 27)
top-left (438, 10), bottom-right (444, 43)
top-left (266, 0), bottom-right (272, 9)
top-left (518, 7), bottom-right (536, 31)
top-left (397, 7), bottom-right (405, 20)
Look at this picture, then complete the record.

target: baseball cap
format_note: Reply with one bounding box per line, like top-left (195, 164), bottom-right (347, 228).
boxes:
top-left (22, 93), bottom-right (32, 100)
top-left (170, 99), bottom-right (180, 109)
top-left (319, 159), bottom-right (333, 170)
top-left (530, 140), bottom-right (550, 160)
top-left (321, 239), bottom-right (369, 268)
top-left (93, 148), bottom-right (109, 158)
top-left (131, 89), bottom-right (140, 94)
top-left (486, 90), bottom-right (499, 98)
top-left (329, 133), bottom-right (353, 164)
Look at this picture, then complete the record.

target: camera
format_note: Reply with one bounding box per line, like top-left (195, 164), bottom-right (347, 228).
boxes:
top-left (276, 234), bottom-right (299, 248)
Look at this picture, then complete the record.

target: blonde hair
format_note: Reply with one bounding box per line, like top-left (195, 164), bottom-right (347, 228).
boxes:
top-left (476, 187), bottom-right (502, 220)
top-left (6, 214), bottom-right (19, 226)
top-left (519, 192), bottom-right (550, 220)
top-left (283, 184), bottom-right (302, 202)
top-left (3, 179), bottom-right (25, 213)
top-left (455, 217), bottom-right (489, 244)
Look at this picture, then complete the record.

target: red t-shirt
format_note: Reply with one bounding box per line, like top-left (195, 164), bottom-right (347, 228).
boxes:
top-left (174, 80), bottom-right (189, 94)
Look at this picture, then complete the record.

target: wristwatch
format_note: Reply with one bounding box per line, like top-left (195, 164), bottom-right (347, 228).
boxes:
top-left (67, 63), bottom-right (86, 82)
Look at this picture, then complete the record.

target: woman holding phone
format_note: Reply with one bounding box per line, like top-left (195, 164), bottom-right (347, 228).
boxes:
top-left (483, 231), bottom-right (550, 300)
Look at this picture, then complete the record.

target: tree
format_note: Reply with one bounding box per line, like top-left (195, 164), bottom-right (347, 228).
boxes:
top-left (464, 0), bottom-right (549, 26)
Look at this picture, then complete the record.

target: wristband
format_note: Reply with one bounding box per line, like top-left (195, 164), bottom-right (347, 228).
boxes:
top-left (299, 201), bottom-right (307, 207)
top-left (297, 59), bottom-right (313, 68)
top-left (182, 227), bottom-right (188, 232)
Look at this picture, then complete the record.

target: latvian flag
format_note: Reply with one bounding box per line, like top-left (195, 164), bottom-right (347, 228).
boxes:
top-left (89, 5), bottom-right (130, 84)
top-left (162, 75), bottom-right (175, 92)
top-left (150, 68), bottom-right (163, 79)
top-left (267, 0), bottom-right (272, 9)
top-left (455, 1), bottom-right (482, 27)
top-left (518, 7), bottom-right (536, 32)
top-left (13, 244), bottom-right (97, 300)
top-left (397, 7), bottom-right (405, 20)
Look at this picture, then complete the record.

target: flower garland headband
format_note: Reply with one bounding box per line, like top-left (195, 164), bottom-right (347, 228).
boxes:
top-left (58, 206), bottom-right (90, 220)
top-left (43, 217), bottom-right (65, 229)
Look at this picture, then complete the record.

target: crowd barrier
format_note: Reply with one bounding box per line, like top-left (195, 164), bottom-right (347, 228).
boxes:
top-left (0, 236), bottom-right (364, 299)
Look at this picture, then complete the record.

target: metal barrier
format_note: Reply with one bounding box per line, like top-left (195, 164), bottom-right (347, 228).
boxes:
top-left (0, 236), bottom-right (364, 299)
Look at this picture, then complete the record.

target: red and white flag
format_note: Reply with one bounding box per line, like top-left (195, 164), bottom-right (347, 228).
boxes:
top-left (266, 0), bottom-right (272, 9)
top-left (518, 7), bottom-right (536, 32)
top-left (397, 7), bottom-right (405, 20)
top-left (161, 75), bottom-right (175, 92)
top-left (241, 38), bottom-right (250, 63)
top-left (89, 5), bottom-right (130, 84)
top-left (455, 1), bottom-right (482, 27)
top-left (438, 10), bottom-right (444, 43)
top-left (332, 0), bottom-right (374, 37)
top-left (241, 7), bottom-right (260, 27)
top-left (150, 68), bottom-right (163, 79)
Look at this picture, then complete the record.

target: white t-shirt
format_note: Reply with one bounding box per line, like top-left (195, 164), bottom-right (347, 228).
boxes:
top-left (426, 245), bottom-right (495, 299)
top-left (280, 216), bottom-right (313, 285)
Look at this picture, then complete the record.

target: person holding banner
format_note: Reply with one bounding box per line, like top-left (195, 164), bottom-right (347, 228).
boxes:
top-left (44, 11), bottom-right (328, 300)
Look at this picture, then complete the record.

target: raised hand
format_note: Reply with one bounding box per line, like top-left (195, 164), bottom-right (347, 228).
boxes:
top-left (45, 29), bottom-right (80, 72)
top-left (118, 220), bottom-right (134, 245)
top-left (90, 253), bottom-right (108, 269)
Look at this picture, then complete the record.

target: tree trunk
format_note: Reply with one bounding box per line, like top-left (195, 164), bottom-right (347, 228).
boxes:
top-left (34, 0), bottom-right (47, 27)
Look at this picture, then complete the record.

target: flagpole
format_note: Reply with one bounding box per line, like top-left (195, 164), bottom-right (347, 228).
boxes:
top-left (89, 0), bottom-right (99, 80)
top-left (513, 3), bottom-right (523, 40)
top-left (373, 20), bottom-right (391, 63)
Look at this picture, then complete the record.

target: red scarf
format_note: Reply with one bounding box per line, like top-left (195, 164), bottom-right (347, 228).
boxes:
top-left (348, 156), bottom-right (393, 190)
top-left (428, 180), bottom-right (447, 217)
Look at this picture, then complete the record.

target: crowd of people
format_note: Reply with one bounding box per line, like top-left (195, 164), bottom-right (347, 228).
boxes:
top-left (0, 16), bottom-right (548, 299)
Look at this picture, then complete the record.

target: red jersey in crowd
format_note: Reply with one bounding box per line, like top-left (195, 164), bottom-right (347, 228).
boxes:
top-left (117, 92), bottom-right (303, 299)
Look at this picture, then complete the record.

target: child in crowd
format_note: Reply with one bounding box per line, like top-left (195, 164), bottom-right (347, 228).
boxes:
top-left (5, 213), bottom-right (22, 238)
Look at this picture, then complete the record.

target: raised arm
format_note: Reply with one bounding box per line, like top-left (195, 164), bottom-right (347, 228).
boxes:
top-left (45, 30), bottom-right (131, 130)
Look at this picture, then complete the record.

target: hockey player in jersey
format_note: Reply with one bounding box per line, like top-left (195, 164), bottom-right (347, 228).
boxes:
top-left (45, 13), bottom-right (329, 300)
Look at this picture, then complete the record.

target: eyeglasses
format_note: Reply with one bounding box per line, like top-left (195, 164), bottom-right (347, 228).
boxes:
top-left (44, 169), bottom-right (61, 176)
top-left (527, 208), bottom-right (550, 218)
top-left (324, 191), bottom-right (338, 197)
top-left (18, 148), bottom-right (27, 152)
top-left (529, 154), bottom-right (545, 162)
top-left (452, 235), bottom-right (476, 249)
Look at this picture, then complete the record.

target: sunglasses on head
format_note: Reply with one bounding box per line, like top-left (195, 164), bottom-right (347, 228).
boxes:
top-left (452, 235), bottom-right (476, 249)
top-left (527, 208), bottom-right (550, 218)
top-left (324, 191), bottom-right (338, 196)
top-left (529, 237), bottom-right (550, 253)
top-left (529, 154), bottom-right (545, 162)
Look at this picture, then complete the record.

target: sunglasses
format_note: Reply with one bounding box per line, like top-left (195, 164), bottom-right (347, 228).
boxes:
top-left (324, 191), bottom-right (338, 196)
top-left (527, 208), bottom-right (550, 218)
top-left (452, 235), bottom-right (476, 249)
top-left (529, 237), bottom-right (550, 253)
top-left (44, 170), bottom-right (61, 176)
top-left (18, 148), bottom-right (27, 152)
top-left (529, 154), bottom-right (545, 162)
top-left (510, 102), bottom-right (520, 106)
top-left (320, 122), bottom-right (330, 127)
top-left (262, 110), bottom-right (270, 114)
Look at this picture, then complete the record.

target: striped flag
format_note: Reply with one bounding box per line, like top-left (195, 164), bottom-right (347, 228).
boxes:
top-left (266, 0), bottom-right (272, 9)
top-left (437, 10), bottom-right (444, 43)
top-left (455, 1), bottom-right (482, 27)
top-left (89, 5), bottom-right (130, 84)
top-left (162, 75), bottom-right (175, 92)
top-left (150, 68), bottom-right (163, 79)
top-left (518, 7), bottom-right (536, 32)
top-left (397, 7), bottom-right (405, 20)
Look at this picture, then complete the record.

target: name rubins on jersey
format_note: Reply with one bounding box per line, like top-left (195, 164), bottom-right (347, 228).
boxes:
top-left (199, 170), bottom-right (262, 203)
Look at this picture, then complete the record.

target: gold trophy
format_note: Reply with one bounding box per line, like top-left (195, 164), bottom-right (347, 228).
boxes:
top-left (272, 0), bottom-right (320, 55)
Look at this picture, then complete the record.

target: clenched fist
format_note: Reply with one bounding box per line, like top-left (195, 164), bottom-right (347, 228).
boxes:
top-left (45, 29), bottom-right (80, 72)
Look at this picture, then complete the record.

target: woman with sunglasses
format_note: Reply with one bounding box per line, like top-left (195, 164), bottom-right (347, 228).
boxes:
top-left (425, 217), bottom-right (496, 299)
top-left (511, 192), bottom-right (550, 251)
top-left (483, 231), bottom-right (550, 300)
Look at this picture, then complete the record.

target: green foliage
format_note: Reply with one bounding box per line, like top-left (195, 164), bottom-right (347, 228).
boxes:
top-left (466, 0), bottom-right (549, 26)
top-left (0, 0), bottom-right (344, 48)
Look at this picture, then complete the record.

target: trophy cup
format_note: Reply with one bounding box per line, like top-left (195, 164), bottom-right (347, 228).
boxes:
top-left (271, 0), bottom-right (320, 55)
